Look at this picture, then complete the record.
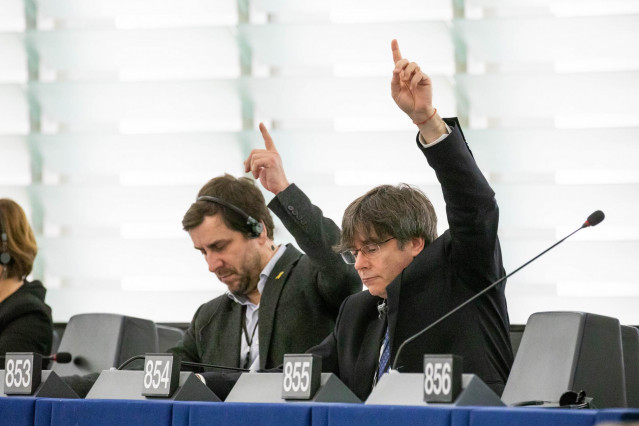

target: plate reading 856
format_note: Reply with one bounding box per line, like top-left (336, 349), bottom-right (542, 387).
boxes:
top-left (423, 354), bottom-right (462, 403)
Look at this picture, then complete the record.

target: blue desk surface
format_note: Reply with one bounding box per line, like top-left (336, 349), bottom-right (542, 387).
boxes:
top-left (0, 397), bottom-right (35, 425)
top-left (34, 398), bottom-right (174, 426)
top-left (2, 397), bottom-right (639, 426)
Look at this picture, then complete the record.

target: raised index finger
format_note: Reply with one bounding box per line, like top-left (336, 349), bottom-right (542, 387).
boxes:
top-left (391, 39), bottom-right (403, 64)
top-left (259, 122), bottom-right (277, 151)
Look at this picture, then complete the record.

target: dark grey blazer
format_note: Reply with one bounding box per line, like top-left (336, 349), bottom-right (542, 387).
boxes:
top-left (170, 184), bottom-right (362, 370)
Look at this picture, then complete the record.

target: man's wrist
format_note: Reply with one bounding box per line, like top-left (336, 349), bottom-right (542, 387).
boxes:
top-left (272, 180), bottom-right (292, 196)
top-left (418, 122), bottom-right (452, 148)
top-left (417, 114), bottom-right (448, 144)
top-left (273, 182), bottom-right (293, 197)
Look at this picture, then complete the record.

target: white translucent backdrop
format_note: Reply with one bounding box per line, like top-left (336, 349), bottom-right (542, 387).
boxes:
top-left (1, 0), bottom-right (638, 325)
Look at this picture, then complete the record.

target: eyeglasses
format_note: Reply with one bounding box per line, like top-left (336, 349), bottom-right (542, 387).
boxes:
top-left (340, 237), bottom-right (395, 265)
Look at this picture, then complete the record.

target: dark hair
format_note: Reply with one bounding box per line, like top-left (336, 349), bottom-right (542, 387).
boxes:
top-left (0, 199), bottom-right (38, 280)
top-left (336, 183), bottom-right (437, 252)
top-left (182, 174), bottom-right (274, 240)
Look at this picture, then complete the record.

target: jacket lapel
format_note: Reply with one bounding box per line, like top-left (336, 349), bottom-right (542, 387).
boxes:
top-left (353, 299), bottom-right (387, 399)
top-left (385, 271), bottom-right (403, 370)
top-left (258, 244), bottom-right (303, 369)
top-left (201, 299), bottom-right (243, 368)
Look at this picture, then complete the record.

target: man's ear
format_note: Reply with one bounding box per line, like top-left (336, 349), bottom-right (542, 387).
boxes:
top-left (410, 237), bottom-right (425, 257)
top-left (254, 221), bottom-right (271, 245)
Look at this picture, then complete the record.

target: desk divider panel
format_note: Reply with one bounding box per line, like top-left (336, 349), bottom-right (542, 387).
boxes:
top-left (34, 398), bottom-right (54, 426)
top-left (225, 373), bottom-right (360, 403)
top-left (1, 371), bottom-right (79, 399)
top-left (366, 373), bottom-right (504, 407)
top-left (86, 370), bottom-right (220, 402)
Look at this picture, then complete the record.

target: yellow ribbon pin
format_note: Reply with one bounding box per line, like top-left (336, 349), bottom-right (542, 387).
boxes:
top-left (275, 271), bottom-right (284, 280)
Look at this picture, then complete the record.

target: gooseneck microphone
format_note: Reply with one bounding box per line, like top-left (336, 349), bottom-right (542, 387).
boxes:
top-left (117, 355), bottom-right (249, 372)
top-left (46, 352), bottom-right (73, 363)
top-left (181, 360), bottom-right (250, 372)
top-left (583, 210), bottom-right (605, 228)
top-left (391, 210), bottom-right (605, 371)
top-left (0, 352), bottom-right (73, 364)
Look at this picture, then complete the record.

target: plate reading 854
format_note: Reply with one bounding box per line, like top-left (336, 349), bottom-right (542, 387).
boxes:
top-left (281, 354), bottom-right (321, 400)
top-left (141, 353), bottom-right (181, 397)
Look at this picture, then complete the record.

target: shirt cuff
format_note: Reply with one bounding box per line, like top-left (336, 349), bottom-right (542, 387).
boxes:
top-left (418, 123), bottom-right (452, 148)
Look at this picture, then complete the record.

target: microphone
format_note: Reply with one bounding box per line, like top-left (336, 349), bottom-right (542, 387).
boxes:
top-left (117, 355), bottom-right (249, 372)
top-left (391, 210), bottom-right (605, 370)
top-left (46, 352), bottom-right (72, 363)
top-left (0, 352), bottom-right (72, 364)
top-left (181, 360), bottom-right (249, 372)
top-left (583, 210), bottom-right (604, 228)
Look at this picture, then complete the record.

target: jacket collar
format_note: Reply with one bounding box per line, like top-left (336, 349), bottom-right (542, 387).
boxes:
top-left (257, 243), bottom-right (303, 369)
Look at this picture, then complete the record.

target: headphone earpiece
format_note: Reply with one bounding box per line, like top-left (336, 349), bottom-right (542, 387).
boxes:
top-left (246, 217), bottom-right (264, 239)
top-left (197, 196), bottom-right (263, 238)
top-left (0, 214), bottom-right (10, 266)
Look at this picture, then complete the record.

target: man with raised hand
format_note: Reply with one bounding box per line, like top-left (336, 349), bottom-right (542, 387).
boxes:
top-left (307, 39), bottom-right (513, 400)
top-left (60, 124), bottom-right (362, 399)
top-left (172, 122), bottom-right (361, 376)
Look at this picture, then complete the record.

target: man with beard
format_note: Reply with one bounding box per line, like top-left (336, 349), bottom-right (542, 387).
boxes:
top-left (183, 39), bottom-right (512, 403)
top-left (60, 126), bottom-right (361, 399)
top-left (170, 128), bottom-right (362, 372)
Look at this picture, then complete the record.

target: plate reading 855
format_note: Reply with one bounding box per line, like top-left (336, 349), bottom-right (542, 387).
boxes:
top-left (281, 354), bottom-right (321, 400)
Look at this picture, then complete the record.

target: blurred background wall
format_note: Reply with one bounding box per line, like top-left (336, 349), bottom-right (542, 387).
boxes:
top-left (1, 0), bottom-right (638, 324)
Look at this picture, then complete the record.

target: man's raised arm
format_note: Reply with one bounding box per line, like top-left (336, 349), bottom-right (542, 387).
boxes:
top-left (244, 124), bottom-right (361, 308)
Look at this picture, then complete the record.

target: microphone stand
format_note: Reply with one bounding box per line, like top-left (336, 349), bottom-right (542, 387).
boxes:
top-left (391, 214), bottom-right (603, 371)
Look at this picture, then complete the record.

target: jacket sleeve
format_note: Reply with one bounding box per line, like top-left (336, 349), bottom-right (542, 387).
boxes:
top-left (418, 118), bottom-right (505, 290)
top-left (168, 303), bottom-right (205, 364)
top-left (305, 295), bottom-right (351, 377)
top-left (268, 184), bottom-right (362, 309)
top-left (0, 311), bottom-right (52, 368)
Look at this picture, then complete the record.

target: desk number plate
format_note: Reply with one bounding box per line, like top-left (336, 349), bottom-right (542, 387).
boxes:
top-left (3, 352), bottom-right (42, 395)
top-left (281, 354), bottom-right (321, 400)
top-left (423, 354), bottom-right (462, 403)
top-left (141, 353), bottom-right (181, 397)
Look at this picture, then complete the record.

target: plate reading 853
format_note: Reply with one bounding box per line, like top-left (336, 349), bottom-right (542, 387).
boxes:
top-left (281, 354), bottom-right (321, 400)
top-left (423, 354), bottom-right (462, 403)
top-left (3, 352), bottom-right (42, 395)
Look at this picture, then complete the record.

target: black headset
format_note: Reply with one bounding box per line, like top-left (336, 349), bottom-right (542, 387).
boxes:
top-left (0, 210), bottom-right (11, 266)
top-left (197, 195), bottom-right (264, 238)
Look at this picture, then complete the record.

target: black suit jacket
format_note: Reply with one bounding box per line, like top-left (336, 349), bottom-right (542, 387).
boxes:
top-left (170, 184), bottom-right (362, 370)
top-left (308, 119), bottom-right (513, 401)
top-left (0, 280), bottom-right (53, 369)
